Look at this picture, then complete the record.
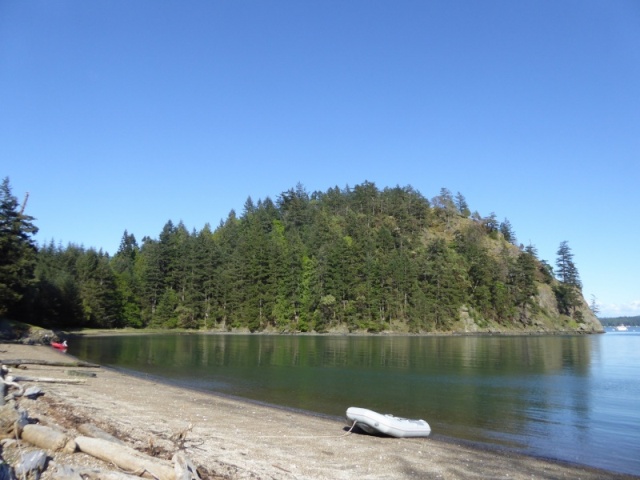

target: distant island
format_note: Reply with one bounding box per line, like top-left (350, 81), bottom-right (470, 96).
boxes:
top-left (598, 316), bottom-right (640, 327)
top-left (2, 178), bottom-right (602, 334)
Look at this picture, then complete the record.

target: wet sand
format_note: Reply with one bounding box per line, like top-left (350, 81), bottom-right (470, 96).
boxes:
top-left (1, 342), bottom-right (637, 479)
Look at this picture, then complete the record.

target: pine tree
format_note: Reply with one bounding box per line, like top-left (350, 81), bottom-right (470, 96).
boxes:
top-left (0, 178), bottom-right (39, 317)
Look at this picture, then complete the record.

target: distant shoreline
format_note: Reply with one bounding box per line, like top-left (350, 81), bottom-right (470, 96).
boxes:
top-left (65, 326), bottom-right (604, 337)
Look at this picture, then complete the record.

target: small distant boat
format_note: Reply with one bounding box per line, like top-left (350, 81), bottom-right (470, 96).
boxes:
top-left (346, 407), bottom-right (431, 438)
top-left (615, 325), bottom-right (628, 332)
top-left (51, 340), bottom-right (68, 351)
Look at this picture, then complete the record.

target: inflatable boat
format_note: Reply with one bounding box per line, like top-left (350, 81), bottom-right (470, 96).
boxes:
top-left (346, 407), bottom-right (431, 438)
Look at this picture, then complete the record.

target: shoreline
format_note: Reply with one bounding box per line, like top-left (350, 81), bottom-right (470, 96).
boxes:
top-left (99, 361), bottom-right (585, 469)
top-left (1, 343), bottom-right (636, 479)
top-left (65, 327), bottom-right (604, 338)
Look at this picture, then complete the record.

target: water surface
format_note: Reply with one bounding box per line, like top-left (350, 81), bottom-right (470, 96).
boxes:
top-left (70, 332), bottom-right (640, 476)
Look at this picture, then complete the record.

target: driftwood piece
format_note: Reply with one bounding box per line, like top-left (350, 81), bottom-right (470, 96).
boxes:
top-left (173, 451), bottom-right (202, 480)
top-left (50, 464), bottom-right (83, 480)
top-left (75, 436), bottom-right (175, 480)
top-left (2, 380), bottom-right (42, 401)
top-left (21, 424), bottom-right (76, 453)
top-left (0, 359), bottom-right (100, 368)
top-left (77, 423), bottom-right (125, 446)
top-left (52, 466), bottom-right (142, 480)
top-left (9, 375), bottom-right (86, 385)
top-left (65, 370), bottom-right (97, 378)
top-left (1, 377), bottom-right (24, 402)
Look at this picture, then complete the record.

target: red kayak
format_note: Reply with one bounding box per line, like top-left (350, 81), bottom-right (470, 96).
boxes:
top-left (51, 340), bottom-right (68, 351)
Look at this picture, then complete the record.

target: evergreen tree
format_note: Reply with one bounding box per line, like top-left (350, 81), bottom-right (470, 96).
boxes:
top-left (277, 183), bottom-right (309, 229)
top-left (499, 218), bottom-right (516, 245)
top-left (0, 178), bottom-right (38, 317)
top-left (137, 237), bottom-right (164, 325)
top-left (432, 188), bottom-right (457, 228)
top-left (28, 241), bottom-right (83, 327)
top-left (453, 224), bottom-right (498, 321)
top-left (112, 230), bottom-right (142, 327)
top-left (512, 250), bottom-right (538, 322)
top-left (111, 230), bottom-right (138, 274)
top-left (554, 241), bottom-right (582, 318)
top-left (589, 294), bottom-right (600, 315)
top-left (555, 241), bottom-right (581, 288)
top-left (192, 224), bottom-right (216, 329)
top-left (75, 248), bottom-right (122, 327)
top-left (482, 212), bottom-right (499, 235)
top-left (418, 238), bottom-right (468, 330)
top-left (454, 192), bottom-right (471, 217)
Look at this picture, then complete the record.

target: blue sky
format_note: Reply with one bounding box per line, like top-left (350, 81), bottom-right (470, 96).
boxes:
top-left (1, 1), bottom-right (638, 318)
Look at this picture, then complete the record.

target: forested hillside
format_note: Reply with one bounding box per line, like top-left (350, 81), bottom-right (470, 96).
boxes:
top-left (2, 178), bottom-right (602, 333)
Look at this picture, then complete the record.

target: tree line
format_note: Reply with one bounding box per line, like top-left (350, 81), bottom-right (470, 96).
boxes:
top-left (1, 178), bottom-right (586, 332)
top-left (598, 316), bottom-right (640, 327)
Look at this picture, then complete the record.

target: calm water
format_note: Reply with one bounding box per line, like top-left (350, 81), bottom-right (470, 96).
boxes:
top-left (69, 331), bottom-right (640, 476)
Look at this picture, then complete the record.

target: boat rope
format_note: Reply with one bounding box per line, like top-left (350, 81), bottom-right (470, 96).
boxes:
top-left (255, 420), bottom-right (358, 439)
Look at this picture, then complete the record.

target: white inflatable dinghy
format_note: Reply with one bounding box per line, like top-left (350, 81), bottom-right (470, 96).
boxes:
top-left (346, 407), bottom-right (431, 438)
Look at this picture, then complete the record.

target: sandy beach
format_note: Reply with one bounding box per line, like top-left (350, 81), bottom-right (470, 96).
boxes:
top-left (1, 342), bottom-right (637, 480)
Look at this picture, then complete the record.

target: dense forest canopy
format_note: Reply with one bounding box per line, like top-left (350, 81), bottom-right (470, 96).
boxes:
top-left (1, 178), bottom-right (596, 333)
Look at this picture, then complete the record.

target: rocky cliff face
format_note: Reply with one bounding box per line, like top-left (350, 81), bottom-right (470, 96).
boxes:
top-left (454, 283), bottom-right (604, 334)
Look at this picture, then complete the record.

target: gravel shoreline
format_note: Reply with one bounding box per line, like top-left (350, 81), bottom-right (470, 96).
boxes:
top-left (1, 343), bottom-right (637, 479)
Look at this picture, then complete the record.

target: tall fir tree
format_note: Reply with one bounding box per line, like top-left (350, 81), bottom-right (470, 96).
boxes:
top-left (555, 241), bottom-right (581, 288)
top-left (0, 178), bottom-right (39, 318)
top-left (554, 241), bottom-right (583, 318)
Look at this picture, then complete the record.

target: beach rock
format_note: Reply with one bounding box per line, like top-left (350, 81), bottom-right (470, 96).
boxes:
top-left (14, 449), bottom-right (47, 480)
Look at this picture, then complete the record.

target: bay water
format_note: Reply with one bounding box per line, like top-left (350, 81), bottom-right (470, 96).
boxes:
top-left (69, 331), bottom-right (640, 475)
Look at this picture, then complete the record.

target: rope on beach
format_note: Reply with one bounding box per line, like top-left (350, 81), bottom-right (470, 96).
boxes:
top-left (256, 420), bottom-right (358, 439)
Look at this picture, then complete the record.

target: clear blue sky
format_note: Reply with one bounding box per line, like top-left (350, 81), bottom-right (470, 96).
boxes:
top-left (1, 1), bottom-right (638, 318)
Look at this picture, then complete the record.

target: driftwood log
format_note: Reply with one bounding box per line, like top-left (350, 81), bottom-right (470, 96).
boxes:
top-left (173, 452), bottom-right (202, 480)
top-left (52, 465), bottom-right (143, 480)
top-left (8, 375), bottom-right (86, 385)
top-left (21, 424), bottom-right (76, 453)
top-left (77, 423), bottom-right (125, 446)
top-left (0, 359), bottom-right (100, 368)
top-left (75, 436), bottom-right (175, 480)
top-left (1, 359), bottom-right (204, 479)
top-left (65, 369), bottom-right (97, 377)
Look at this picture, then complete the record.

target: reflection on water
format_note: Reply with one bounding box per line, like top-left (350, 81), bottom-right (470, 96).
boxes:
top-left (71, 333), bottom-right (640, 476)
